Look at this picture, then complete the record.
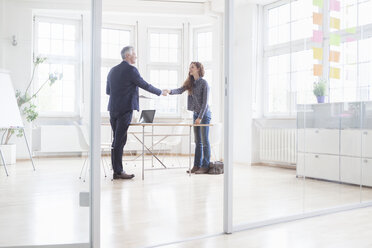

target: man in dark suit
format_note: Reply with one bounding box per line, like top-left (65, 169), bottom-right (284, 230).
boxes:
top-left (107, 46), bottom-right (167, 179)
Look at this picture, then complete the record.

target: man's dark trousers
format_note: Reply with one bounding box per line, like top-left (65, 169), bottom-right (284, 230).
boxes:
top-left (110, 110), bottom-right (133, 175)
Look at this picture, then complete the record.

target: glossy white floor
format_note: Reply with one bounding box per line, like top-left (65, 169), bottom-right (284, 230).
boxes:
top-left (0, 156), bottom-right (372, 247)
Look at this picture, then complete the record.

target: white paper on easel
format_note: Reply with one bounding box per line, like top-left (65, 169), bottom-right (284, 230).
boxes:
top-left (0, 71), bottom-right (24, 128)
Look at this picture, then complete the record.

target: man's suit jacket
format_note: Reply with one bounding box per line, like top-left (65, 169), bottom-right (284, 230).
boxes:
top-left (106, 61), bottom-right (162, 113)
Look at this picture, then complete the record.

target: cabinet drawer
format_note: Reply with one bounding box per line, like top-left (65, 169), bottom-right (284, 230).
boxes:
top-left (297, 153), bottom-right (339, 181)
top-left (340, 156), bottom-right (362, 185)
top-left (298, 129), bottom-right (339, 154)
top-left (340, 130), bottom-right (361, 157)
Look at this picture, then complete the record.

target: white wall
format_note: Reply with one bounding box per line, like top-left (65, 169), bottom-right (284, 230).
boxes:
top-left (232, 3), bottom-right (257, 164)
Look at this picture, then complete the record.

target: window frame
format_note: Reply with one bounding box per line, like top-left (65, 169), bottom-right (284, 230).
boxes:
top-left (145, 27), bottom-right (183, 118)
top-left (33, 15), bottom-right (82, 117)
top-left (193, 26), bottom-right (214, 106)
top-left (100, 24), bottom-right (135, 116)
top-left (262, 0), bottom-right (372, 118)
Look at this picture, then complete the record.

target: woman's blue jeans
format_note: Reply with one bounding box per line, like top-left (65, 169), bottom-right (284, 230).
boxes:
top-left (193, 111), bottom-right (211, 168)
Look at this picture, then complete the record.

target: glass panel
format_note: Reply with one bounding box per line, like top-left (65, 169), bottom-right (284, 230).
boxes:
top-left (0, 2), bottom-right (91, 247)
top-left (64, 25), bottom-right (76, 41)
top-left (204, 69), bottom-right (213, 106)
top-left (268, 7), bottom-right (278, 28)
top-left (38, 22), bottom-right (51, 38)
top-left (38, 38), bottom-right (50, 54)
top-left (37, 62), bottom-right (77, 114)
top-left (300, 0), bottom-right (363, 214)
top-left (268, 54), bottom-right (290, 113)
top-left (149, 69), bottom-right (178, 113)
top-left (51, 23), bottom-right (63, 40)
top-left (197, 31), bottom-right (212, 62)
top-left (101, 66), bottom-right (110, 113)
top-left (64, 40), bottom-right (75, 56)
top-left (149, 31), bottom-right (180, 63)
top-left (101, 28), bottom-right (131, 60)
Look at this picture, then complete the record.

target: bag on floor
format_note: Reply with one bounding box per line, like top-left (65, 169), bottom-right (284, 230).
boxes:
top-left (208, 161), bottom-right (224, 174)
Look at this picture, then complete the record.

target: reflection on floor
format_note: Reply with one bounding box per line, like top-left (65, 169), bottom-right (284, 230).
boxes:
top-left (0, 156), bottom-right (371, 247)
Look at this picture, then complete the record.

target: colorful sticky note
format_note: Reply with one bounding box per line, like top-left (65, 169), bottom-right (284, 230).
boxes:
top-left (329, 51), bottom-right (340, 62)
top-left (346, 27), bottom-right (356, 33)
top-left (330, 0), bottom-right (340, 11)
top-left (313, 47), bottom-right (323, 60)
top-left (313, 13), bottom-right (323, 25)
top-left (313, 30), bottom-right (323, 43)
top-left (330, 33), bottom-right (340, 46)
top-left (330, 67), bottom-right (340, 79)
top-left (314, 64), bottom-right (323, 76)
top-left (313, 0), bottom-right (324, 7)
top-left (330, 17), bottom-right (340, 29)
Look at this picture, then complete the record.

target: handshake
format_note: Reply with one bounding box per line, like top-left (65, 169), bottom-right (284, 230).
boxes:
top-left (161, 89), bottom-right (170, 96)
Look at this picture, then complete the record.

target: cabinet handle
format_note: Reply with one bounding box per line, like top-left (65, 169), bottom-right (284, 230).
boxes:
top-left (364, 159), bottom-right (368, 163)
top-left (315, 130), bottom-right (319, 133)
top-left (364, 131), bottom-right (368, 135)
top-left (315, 155), bottom-right (319, 158)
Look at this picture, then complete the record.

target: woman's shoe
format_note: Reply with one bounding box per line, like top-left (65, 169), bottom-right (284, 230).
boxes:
top-left (195, 167), bottom-right (209, 174)
top-left (187, 166), bottom-right (199, 173)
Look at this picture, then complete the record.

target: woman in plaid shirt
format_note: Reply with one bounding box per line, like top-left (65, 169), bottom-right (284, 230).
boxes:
top-left (166, 62), bottom-right (211, 174)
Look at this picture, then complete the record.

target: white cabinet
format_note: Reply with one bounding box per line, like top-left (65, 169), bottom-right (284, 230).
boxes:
top-left (297, 102), bottom-right (372, 187)
top-left (298, 129), bottom-right (372, 186)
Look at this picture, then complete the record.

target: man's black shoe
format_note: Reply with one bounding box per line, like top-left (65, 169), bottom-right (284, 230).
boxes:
top-left (113, 172), bottom-right (135, 179)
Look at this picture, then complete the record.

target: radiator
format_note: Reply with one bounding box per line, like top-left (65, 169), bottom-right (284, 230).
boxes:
top-left (259, 128), bottom-right (297, 164)
top-left (33, 125), bottom-right (84, 152)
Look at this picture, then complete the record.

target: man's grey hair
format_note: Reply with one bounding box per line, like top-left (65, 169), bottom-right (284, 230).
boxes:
top-left (121, 46), bottom-right (134, 60)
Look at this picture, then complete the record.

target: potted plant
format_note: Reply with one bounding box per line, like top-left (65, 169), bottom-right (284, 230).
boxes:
top-left (313, 79), bottom-right (327, 103)
top-left (0, 56), bottom-right (62, 164)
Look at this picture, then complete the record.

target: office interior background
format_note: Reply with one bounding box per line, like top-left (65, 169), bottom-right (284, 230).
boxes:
top-left (1, 0), bottom-right (372, 247)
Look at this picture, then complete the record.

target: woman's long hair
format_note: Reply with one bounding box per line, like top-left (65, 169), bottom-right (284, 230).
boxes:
top-left (183, 62), bottom-right (205, 95)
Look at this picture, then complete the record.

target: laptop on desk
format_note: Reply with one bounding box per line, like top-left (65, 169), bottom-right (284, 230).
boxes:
top-left (138, 110), bottom-right (156, 123)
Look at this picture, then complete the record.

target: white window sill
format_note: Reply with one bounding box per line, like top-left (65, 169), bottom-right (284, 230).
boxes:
top-left (259, 115), bottom-right (297, 120)
top-left (38, 114), bottom-right (80, 118)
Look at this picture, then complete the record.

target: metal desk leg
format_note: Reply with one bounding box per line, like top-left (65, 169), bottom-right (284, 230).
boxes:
top-left (151, 126), bottom-right (154, 168)
top-left (142, 125), bottom-right (145, 180)
top-left (0, 148), bottom-right (9, 176)
top-left (189, 125), bottom-right (192, 177)
top-left (23, 128), bottom-right (35, 171)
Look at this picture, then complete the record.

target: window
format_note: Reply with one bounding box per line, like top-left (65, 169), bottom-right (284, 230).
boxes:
top-left (267, 1), bottom-right (312, 46)
top-left (194, 29), bottom-right (213, 105)
top-left (329, 0), bottom-right (372, 103)
top-left (264, 0), bottom-right (313, 116)
top-left (263, 0), bottom-right (372, 116)
top-left (34, 16), bottom-right (81, 115)
top-left (100, 26), bottom-right (134, 113)
top-left (146, 29), bottom-right (182, 116)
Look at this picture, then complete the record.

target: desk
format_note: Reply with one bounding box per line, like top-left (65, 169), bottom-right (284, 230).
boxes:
top-left (130, 123), bottom-right (213, 180)
top-left (102, 122), bottom-right (213, 180)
